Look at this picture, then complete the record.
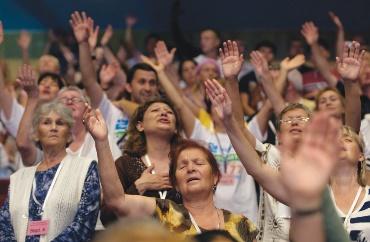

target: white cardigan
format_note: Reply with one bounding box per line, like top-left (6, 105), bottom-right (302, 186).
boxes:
top-left (9, 154), bottom-right (93, 242)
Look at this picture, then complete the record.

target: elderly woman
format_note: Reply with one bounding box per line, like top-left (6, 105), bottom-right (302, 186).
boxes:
top-left (101, 98), bottom-right (183, 225)
top-left (0, 101), bottom-right (100, 241)
top-left (84, 106), bottom-right (257, 242)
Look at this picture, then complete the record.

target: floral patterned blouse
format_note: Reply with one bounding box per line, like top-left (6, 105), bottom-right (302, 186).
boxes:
top-left (0, 161), bottom-right (100, 242)
top-left (154, 198), bottom-right (258, 242)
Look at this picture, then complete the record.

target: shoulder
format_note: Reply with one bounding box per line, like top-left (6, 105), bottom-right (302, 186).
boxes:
top-left (223, 209), bottom-right (258, 242)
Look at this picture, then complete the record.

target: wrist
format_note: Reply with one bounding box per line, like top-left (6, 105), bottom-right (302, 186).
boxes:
top-left (289, 194), bottom-right (322, 212)
top-left (134, 180), bottom-right (145, 195)
top-left (225, 74), bottom-right (238, 81)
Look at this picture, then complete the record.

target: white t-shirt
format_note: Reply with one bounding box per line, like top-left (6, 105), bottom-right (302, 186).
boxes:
top-left (0, 98), bottom-right (24, 138)
top-left (190, 119), bottom-right (258, 223)
top-left (98, 93), bottom-right (129, 144)
top-left (255, 139), bottom-right (290, 242)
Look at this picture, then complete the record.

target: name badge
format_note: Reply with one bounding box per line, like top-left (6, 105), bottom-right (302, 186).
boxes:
top-left (27, 220), bottom-right (49, 236)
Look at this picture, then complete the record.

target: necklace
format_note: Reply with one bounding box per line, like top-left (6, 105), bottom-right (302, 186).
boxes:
top-left (189, 207), bottom-right (222, 233)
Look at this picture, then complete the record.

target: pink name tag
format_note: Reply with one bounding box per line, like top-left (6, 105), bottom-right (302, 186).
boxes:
top-left (27, 220), bottom-right (49, 236)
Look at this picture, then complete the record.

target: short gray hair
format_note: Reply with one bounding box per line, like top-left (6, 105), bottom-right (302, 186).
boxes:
top-left (58, 86), bottom-right (91, 105)
top-left (32, 100), bottom-right (74, 134)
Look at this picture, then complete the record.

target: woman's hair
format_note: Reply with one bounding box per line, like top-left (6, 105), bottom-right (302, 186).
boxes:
top-left (168, 139), bottom-right (221, 189)
top-left (123, 98), bottom-right (183, 157)
top-left (314, 87), bottom-right (345, 111)
top-left (178, 59), bottom-right (198, 80)
top-left (32, 100), bottom-right (74, 149)
top-left (341, 125), bottom-right (366, 186)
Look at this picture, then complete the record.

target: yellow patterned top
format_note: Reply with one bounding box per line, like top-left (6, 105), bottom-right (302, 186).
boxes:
top-left (153, 199), bottom-right (258, 242)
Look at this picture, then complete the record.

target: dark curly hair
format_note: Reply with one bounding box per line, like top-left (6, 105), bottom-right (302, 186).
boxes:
top-left (123, 97), bottom-right (183, 157)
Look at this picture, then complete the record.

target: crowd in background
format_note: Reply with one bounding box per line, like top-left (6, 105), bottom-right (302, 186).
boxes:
top-left (0, 1), bottom-right (369, 241)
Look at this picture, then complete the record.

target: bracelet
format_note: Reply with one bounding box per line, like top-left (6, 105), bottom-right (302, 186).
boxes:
top-left (293, 206), bottom-right (322, 217)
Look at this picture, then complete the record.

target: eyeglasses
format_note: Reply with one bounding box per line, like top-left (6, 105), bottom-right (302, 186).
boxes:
top-left (280, 117), bottom-right (310, 125)
top-left (59, 97), bottom-right (84, 104)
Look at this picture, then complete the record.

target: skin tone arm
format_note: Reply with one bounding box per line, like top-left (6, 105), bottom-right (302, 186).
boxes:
top-left (329, 11), bottom-right (345, 60)
top-left (17, 30), bottom-right (31, 65)
top-left (70, 11), bottom-right (103, 108)
top-left (83, 105), bottom-right (156, 217)
top-left (142, 42), bottom-right (196, 137)
top-left (113, 98), bottom-right (138, 118)
top-left (336, 41), bottom-right (366, 133)
top-left (280, 112), bottom-right (341, 242)
top-left (301, 21), bottom-right (338, 87)
top-left (15, 65), bottom-right (38, 166)
top-left (205, 79), bottom-right (289, 204)
top-left (0, 23), bottom-right (17, 120)
top-left (240, 93), bottom-right (256, 117)
top-left (250, 51), bottom-right (286, 117)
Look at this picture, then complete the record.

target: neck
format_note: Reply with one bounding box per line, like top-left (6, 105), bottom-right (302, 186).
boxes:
top-left (41, 147), bottom-right (67, 167)
top-left (183, 192), bottom-right (216, 216)
top-left (146, 135), bottom-right (171, 162)
top-left (331, 164), bottom-right (359, 190)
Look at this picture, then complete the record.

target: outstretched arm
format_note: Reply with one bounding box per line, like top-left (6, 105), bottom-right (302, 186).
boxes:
top-left (205, 79), bottom-right (289, 204)
top-left (143, 41), bottom-right (196, 137)
top-left (301, 21), bottom-right (338, 87)
top-left (329, 11), bottom-right (345, 60)
top-left (70, 11), bottom-right (103, 108)
top-left (336, 41), bottom-right (366, 133)
top-left (250, 51), bottom-right (285, 117)
top-left (15, 65), bottom-right (39, 166)
top-left (276, 54), bottom-right (306, 95)
top-left (17, 30), bottom-right (31, 65)
top-left (84, 105), bottom-right (156, 217)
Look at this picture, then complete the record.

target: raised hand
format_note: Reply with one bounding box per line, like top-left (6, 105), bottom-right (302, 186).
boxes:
top-left (336, 41), bottom-right (366, 82)
top-left (141, 55), bottom-right (164, 73)
top-left (154, 41), bottom-right (176, 67)
top-left (87, 17), bottom-right (99, 50)
top-left (280, 54), bottom-right (305, 71)
top-left (0, 21), bottom-right (4, 45)
top-left (83, 105), bottom-right (108, 142)
top-left (100, 25), bottom-right (113, 46)
top-left (280, 112), bottom-right (340, 208)
top-left (301, 21), bottom-right (319, 46)
top-left (220, 40), bottom-right (244, 79)
top-left (99, 63), bottom-right (118, 86)
top-left (250, 50), bottom-right (271, 80)
top-left (329, 11), bottom-right (343, 30)
top-left (125, 15), bottom-right (137, 28)
top-left (16, 64), bottom-right (38, 98)
top-left (69, 11), bottom-right (89, 44)
top-left (17, 30), bottom-right (31, 50)
top-left (134, 165), bottom-right (172, 194)
top-left (204, 78), bottom-right (232, 121)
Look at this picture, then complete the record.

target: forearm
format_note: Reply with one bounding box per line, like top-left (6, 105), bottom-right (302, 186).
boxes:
top-left (224, 117), bottom-right (287, 202)
top-left (164, 64), bottom-right (181, 87)
top-left (256, 100), bottom-right (273, 136)
top-left (225, 76), bottom-right (245, 129)
top-left (291, 212), bottom-right (324, 242)
top-left (0, 73), bottom-right (14, 119)
top-left (16, 97), bottom-right (38, 166)
top-left (79, 41), bottom-right (102, 107)
top-left (95, 139), bottom-right (126, 209)
top-left (344, 81), bottom-right (361, 132)
top-left (21, 48), bottom-right (30, 65)
top-left (335, 28), bottom-right (345, 59)
top-left (124, 26), bottom-right (135, 52)
top-left (310, 43), bottom-right (338, 87)
top-left (114, 98), bottom-right (138, 118)
top-left (275, 69), bottom-right (289, 94)
top-left (260, 75), bottom-right (285, 117)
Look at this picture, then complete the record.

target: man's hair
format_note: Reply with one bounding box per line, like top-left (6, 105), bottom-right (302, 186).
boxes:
top-left (200, 27), bottom-right (222, 41)
top-left (277, 103), bottom-right (312, 131)
top-left (127, 63), bottom-right (158, 84)
top-left (254, 40), bottom-right (277, 55)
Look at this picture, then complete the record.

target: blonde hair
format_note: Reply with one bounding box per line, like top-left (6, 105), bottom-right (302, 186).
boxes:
top-left (341, 125), bottom-right (366, 186)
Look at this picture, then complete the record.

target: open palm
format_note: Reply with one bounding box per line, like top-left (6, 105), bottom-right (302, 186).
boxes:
top-left (336, 41), bottom-right (366, 81)
top-left (70, 11), bottom-right (89, 43)
top-left (220, 40), bottom-right (243, 78)
top-left (83, 107), bottom-right (108, 142)
top-left (204, 79), bottom-right (232, 120)
top-left (154, 41), bottom-right (176, 67)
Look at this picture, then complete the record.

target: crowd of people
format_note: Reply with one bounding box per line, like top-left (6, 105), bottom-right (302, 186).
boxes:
top-left (0, 2), bottom-right (369, 241)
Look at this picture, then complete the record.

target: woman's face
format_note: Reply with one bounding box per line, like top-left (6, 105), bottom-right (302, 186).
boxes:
top-left (198, 63), bottom-right (219, 82)
top-left (38, 77), bottom-right (60, 102)
top-left (339, 132), bottom-right (364, 165)
top-left (175, 148), bottom-right (217, 197)
top-left (181, 61), bottom-right (197, 86)
top-left (35, 111), bottom-right (71, 149)
top-left (317, 90), bottom-right (344, 116)
top-left (136, 102), bottom-right (177, 136)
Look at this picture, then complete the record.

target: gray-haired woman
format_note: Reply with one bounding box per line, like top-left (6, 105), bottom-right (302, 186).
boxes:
top-left (0, 101), bottom-right (100, 241)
